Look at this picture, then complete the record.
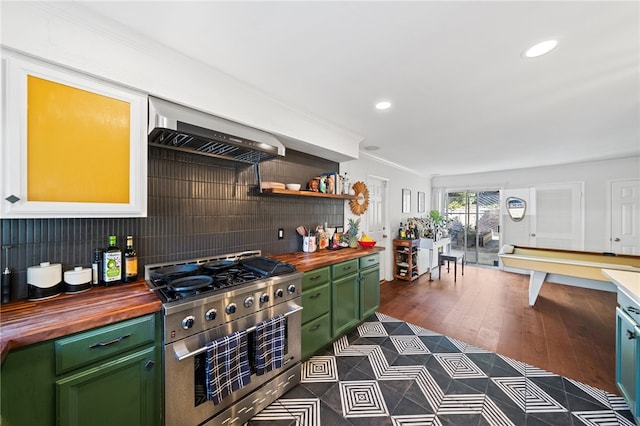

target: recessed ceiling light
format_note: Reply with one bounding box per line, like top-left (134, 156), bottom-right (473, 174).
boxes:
top-left (375, 101), bottom-right (392, 110)
top-left (523, 40), bottom-right (558, 58)
top-left (364, 145), bottom-right (380, 151)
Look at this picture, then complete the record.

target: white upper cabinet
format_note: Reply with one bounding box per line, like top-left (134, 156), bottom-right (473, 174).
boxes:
top-left (1, 51), bottom-right (147, 218)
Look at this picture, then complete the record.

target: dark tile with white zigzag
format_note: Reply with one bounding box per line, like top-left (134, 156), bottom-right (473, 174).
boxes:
top-left (248, 312), bottom-right (635, 426)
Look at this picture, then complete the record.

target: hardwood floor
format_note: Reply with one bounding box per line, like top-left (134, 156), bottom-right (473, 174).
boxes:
top-left (378, 264), bottom-right (619, 394)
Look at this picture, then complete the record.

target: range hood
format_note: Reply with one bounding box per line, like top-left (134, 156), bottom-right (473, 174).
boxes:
top-left (148, 96), bottom-right (285, 164)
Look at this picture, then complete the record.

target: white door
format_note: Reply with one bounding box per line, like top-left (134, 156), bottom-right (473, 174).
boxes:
top-left (366, 176), bottom-right (389, 281)
top-left (610, 179), bottom-right (640, 254)
top-left (532, 183), bottom-right (584, 250)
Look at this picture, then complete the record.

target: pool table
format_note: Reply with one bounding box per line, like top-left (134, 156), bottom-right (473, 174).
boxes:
top-left (498, 245), bottom-right (640, 306)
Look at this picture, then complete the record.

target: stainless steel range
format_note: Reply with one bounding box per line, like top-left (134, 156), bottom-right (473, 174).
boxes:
top-left (145, 250), bottom-right (303, 426)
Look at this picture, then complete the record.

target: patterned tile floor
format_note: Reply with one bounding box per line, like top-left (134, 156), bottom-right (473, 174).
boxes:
top-left (248, 312), bottom-right (636, 426)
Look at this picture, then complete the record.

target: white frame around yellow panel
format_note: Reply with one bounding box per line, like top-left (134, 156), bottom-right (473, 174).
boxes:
top-left (1, 49), bottom-right (147, 217)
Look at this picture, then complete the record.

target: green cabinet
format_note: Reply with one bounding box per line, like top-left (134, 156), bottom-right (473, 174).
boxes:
top-left (332, 259), bottom-right (360, 338)
top-left (359, 253), bottom-right (380, 320)
top-left (301, 267), bottom-right (332, 360)
top-left (300, 254), bottom-right (381, 360)
top-left (0, 313), bottom-right (162, 426)
top-left (616, 292), bottom-right (640, 424)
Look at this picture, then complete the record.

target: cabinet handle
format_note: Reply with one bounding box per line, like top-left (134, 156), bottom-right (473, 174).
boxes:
top-left (309, 275), bottom-right (321, 281)
top-left (309, 293), bottom-right (321, 300)
top-left (89, 333), bottom-right (131, 349)
top-left (309, 324), bottom-right (321, 332)
top-left (144, 360), bottom-right (155, 369)
top-left (627, 330), bottom-right (636, 340)
top-left (628, 306), bottom-right (640, 314)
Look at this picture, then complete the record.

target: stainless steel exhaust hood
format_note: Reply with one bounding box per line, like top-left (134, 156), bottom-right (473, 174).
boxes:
top-left (148, 96), bottom-right (285, 163)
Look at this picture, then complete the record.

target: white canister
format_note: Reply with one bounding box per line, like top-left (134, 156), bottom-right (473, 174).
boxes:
top-left (63, 266), bottom-right (92, 294)
top-left (303, 235), bottom-right (317, 253)
top-left (27, 262), bottom-right (62, 300)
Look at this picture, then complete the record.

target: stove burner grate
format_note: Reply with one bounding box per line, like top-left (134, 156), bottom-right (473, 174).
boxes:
top-left (146, 254), bottom-right (297, 303)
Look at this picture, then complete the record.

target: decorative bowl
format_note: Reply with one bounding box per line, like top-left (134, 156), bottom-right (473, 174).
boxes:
top-left (286, 183), bottom-right (301, 191)
top-left (358, 240), bottom-right (376, 248)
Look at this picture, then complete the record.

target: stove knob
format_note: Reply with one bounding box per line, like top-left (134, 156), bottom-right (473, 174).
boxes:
top-left (182, 315), bottom-right (195, 329)
top-left (287, 284), bottom-right (296, 294)
top-left (205, 309), bottom-right (217, 321)
top-left (244, 296), bottom-right (254, 308)
top-left (225, 303), bottom-right (237, 314)
top-left (259, 293), bottom-right (270, 303)
top-left (274, 288), bottom-right (284, 298)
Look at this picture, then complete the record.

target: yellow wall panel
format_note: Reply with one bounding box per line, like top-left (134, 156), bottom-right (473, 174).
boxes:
top-left (27, 75), bottom-right (130, 203)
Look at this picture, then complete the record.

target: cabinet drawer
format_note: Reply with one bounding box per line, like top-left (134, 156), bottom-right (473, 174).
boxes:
top-left (301, 313), bottom-right (331, 360)
top-left (359, 253), bottom-right (380, 269)
top-left (618, 288), bottom-right (640, 325)
top-left (55, 314), bottom-right (156, 375)
top-left (302, 282), bottom-right (330, 323)
top-left (302, 267), bottom-right (330, 291)
top-left (332, 259), bottom-right (358, 280)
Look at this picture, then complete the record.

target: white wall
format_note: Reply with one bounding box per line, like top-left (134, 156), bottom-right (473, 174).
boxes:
top-left (341, 153), bottom-right (431, 281)
top-left (0, 2), bottom-right (361, 163)
top-left (432, 156), bottom-right (640, 252)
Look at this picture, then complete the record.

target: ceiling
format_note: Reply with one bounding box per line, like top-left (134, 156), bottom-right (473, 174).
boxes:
top-left (76, 1), bottom-right (639, 177)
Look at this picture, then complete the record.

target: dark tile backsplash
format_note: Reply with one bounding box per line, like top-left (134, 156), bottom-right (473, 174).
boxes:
top-left (1, 147), bottom-right (342, 300)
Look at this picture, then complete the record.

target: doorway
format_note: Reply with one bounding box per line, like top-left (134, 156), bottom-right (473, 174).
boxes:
top-left (610, 179), bottom-right (640, 254)
top-left (444, 190), bottom-right (501, 266)
top-left (366, 176), bottom-right (389, 280)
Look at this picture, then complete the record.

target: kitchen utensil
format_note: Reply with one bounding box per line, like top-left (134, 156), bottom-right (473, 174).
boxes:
top-left (154, 263), bottom-right (201, 279)
top-left (27, 261), bottom-right (62, 300)
top-left (260, 182), bottom-right (286, 190)
top-left (286, 183), bottom-right (301, 191)
top-left (296, 226), bottom-right (307, 237)
top-left (202, 259), bottom-right (237, 272)
top-left (358, 240), bottom-right (377, 248)
top-left (168, 275), bottom-right (214, 292)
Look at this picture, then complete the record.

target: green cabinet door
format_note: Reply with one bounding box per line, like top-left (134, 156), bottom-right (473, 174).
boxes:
top-left (56, 346), bottom-right (161, 426)
top-left (332, 272), bottom-right (359, 338)
top-left (360, 266), bottom-right (380, 320)
top-left (301, 313), bottom-right (332, 360)
top-left (1, 341), bottom-right (56, 426)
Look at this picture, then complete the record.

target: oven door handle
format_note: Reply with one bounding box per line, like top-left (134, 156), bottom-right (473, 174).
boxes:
top-left (174, 304), bottom-right (303, 361)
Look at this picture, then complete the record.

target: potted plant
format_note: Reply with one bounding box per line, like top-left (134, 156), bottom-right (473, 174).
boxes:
top-left (428, 210), bottom-right (447, 240)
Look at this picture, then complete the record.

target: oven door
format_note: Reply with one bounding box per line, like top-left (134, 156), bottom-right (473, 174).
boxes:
top-left (164, 300), bottom-right (302, 426)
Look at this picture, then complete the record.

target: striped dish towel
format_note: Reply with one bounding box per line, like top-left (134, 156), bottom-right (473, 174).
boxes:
top-left (254, 314), bottom-right (286, 375)
top-left (205, 330), bottom-right (251, 405)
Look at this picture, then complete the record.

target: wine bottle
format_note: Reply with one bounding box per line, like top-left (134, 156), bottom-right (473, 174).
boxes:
top-left (103, 235), bottom-right (122, 286)
top-left (123, 235), bottom-right (138, 283)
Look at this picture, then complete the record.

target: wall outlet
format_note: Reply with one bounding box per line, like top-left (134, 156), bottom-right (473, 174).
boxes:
top-left (278, 228), bottom-right (284, 239)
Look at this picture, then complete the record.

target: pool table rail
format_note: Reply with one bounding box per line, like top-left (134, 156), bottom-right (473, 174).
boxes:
top-left (499, 245), bottom-right (640, 306)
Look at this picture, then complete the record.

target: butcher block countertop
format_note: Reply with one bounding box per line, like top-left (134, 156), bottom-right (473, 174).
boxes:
top-left (269, 246), bottom-right (385, 272)
top-left (0, 281), bottom-right (161, 363)
top-left (0, 246), bottom-right (383, 363)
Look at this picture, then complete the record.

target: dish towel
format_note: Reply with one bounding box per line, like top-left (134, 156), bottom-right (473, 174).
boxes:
top-left (254, 314), bottom-right (286, 376)
top-left (205, 330), bottom-right (251, 405)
